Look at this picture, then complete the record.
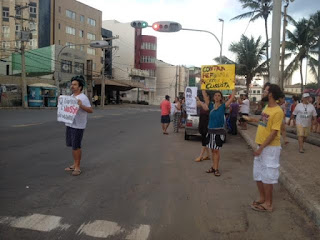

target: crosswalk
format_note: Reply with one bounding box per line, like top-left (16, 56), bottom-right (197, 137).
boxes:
top-left (0, 214), bottom-right (150, 239)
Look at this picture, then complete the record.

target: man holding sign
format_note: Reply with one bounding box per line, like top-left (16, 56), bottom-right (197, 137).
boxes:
top-left (61, 75), bottom-right (93, 176)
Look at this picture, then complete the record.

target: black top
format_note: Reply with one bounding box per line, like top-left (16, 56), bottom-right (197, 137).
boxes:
top-left (198, 108), bottom-right (209, 135)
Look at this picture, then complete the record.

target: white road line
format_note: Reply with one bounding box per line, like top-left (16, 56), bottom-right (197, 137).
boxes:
top-left (0, 215), bottom-right (151, 239)
top-left (76, 220), bottom-right (123, 238)
top-left (126, 225), bottom-right (151, 240)
top-left (0, 214), bottom-right (70, 232)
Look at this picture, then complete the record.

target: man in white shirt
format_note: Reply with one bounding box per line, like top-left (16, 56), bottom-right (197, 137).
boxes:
top-left (239, 94), bottom-right (250, 130)
top-left (291, 93), bottom-right (317, 153)
top-left (65, 75), bottom-right (93, 176)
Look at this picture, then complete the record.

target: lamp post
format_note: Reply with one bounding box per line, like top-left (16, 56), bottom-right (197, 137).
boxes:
top-left (219, 18), bottom-right (224, 64)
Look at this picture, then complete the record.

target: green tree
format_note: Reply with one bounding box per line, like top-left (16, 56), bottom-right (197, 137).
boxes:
top-left (231, 0), bottom-right (272, 77)
top-left (217, 35), bottom-right (267, 93)
top-left (284, 18), bottom-right (318, 94)
top-left (309, 11), bottom-right (320, 88)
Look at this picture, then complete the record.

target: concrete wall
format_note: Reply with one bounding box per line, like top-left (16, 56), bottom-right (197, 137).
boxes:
top-left (0, 76), bottom-right (55, 107)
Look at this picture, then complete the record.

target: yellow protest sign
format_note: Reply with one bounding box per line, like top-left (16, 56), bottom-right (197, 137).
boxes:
top-left (201, 64), bottom-right (235, 90)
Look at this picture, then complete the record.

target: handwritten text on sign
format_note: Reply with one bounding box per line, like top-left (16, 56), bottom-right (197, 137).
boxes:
top-left (57, 95), bottom-right (79, 124)
top-left (201, 64), bottom-right (235, 90)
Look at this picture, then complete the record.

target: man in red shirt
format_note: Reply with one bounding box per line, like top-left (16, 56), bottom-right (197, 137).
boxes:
top-left (160, 95), bottom-right (171, 135)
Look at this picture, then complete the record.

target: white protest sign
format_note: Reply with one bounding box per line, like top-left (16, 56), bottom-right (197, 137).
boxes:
top-left (185, 87), bottom-right (198, 115)
top-left (57, 95), bottom-right (79, 124)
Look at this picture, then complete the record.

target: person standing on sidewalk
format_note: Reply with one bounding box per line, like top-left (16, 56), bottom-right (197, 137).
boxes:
top-left (197, 89), bottom-right (236, 176)
top-left (290, 93), bottom-right (317, 153)
top-left (243, 84), bottom-right (284, 212)
top-left (160, 95), bottom-right (171, 135)
top-left (64, 75), bottom-right (93, 176)
top-left (238, 94), bottom-right (250, 130)
top-left (229, 97), bottom-right (239, 135)
top-left (173, 97), bottom-right (182, 133)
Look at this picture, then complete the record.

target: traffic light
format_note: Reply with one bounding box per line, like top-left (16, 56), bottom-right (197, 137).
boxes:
top-left (130, 20), bottom-right (148, 28)
top-left (151, 21), bottom-right (182, 32)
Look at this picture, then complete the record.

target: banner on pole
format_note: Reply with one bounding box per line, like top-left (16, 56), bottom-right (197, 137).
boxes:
top-left (57, 95), bottom-right (79, 124)
top-left (185, 87), bottom-right (198, 115)
top-left (201, 64), bottom-right (235, 90)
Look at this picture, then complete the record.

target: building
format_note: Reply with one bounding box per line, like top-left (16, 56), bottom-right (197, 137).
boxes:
top-left (0, 0), bottom-right (39, 60)
top-left (284, 84), bottom-right (302, 95)
top-left (155, 60), bottom-right (189, 104)
top-left (188, 66), bottom-right (201, 87)
top-left (102, 20), bottom-right (157, 103)
top-left (38, 0), bottom-right (103, 78)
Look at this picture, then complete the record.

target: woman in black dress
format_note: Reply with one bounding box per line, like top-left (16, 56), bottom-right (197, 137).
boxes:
top-left (195, 107), bottom-right (210, 162)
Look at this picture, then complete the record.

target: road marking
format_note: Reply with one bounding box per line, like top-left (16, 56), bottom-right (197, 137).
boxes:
top-left (76, 220), bottom-right (123, 238)
top-left (12, 122), bottom-right (44, 128)
top-left (0, 214), bottom-right (151, 239)
top-left (126, 225), bottom-right (151, 240)
top-left (0, 214), bottom-right (70, 232)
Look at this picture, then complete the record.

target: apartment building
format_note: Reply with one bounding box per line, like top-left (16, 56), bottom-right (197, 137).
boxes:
top-left (0, 0), bottom-right (39, 59)
top-left (39, 0), bottom-right (102, 77)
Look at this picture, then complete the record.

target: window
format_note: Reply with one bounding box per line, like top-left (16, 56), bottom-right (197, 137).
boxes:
top-left (15, 41), bottom-right (21, 49)
top-left (253, 90), bottom-right (256, 94)
top-left (93, 63), bottom-right (96, 71)
top-left (80, 15), bottom-right (84, 22)
top-left (2, 26), bottom-right (10, 38)
top-left (141, 42), bottom-right (157, 50)
top-left (29, 39), bottom-right (37, 49)
top-left (61, 60), bottom-right (72, 73)
top-left (29, 2), bottom-right (37, 18)
top-left (87, 47), bottom-right (95, 55)
top-left (80, 46), bottom-right (84, 51)
top-left (79, 30), bottom-right (84, 38)
top-left (140, 56), bottom-right (155, 63)
top-left (16, 5), bottom-right (21, 16)
top-left (1, 42), bottom-right (10, 49)
top-left (58, 40), bottom-right (61, 45)
top-left (66, 10), bottom-right (76, 20)
top-left (2, 7), bottom-right (9, 21)
top-left (59, 6), bottom-right (61, 13)
top-left (257, 90), bottom-right (261, 94)
top-left (75, 62), bottom-right (84, 74)
top-left (87, 33), bottom-right (96, 40)
top-left (149, 69), bottom-right (155, 77)
top-left (29, 22), bottom-right (37, 31)
top-left (66, 42), bottom-right (75, 49)
top-left (66, 26), bottom-right (75, 35)
top-left (87, 18), bottom-right (96, 26)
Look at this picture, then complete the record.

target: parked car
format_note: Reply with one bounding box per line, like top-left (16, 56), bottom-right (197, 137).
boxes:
top-left (184, 113), bottom-right (201, 140)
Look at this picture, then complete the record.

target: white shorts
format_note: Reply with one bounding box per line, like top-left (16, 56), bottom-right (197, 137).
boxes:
top-left (253, 146), bottom-right (281, 184)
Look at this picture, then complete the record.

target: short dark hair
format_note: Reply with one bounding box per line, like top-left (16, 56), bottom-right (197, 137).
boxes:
top-left (244, 94), bottom-right (248, 98)
top-left (268, 84), bottom-right (283, 101)
top-left (165, 95), bottom-right (170, 100)
top-left (263, 82), bottom-right (271, 90)
top-left (71, 75), bottom-right (85, 91)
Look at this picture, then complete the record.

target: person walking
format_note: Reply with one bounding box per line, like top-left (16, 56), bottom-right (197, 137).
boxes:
top-left (173, 97), bottom-right (182, 133)
top-left (197, 88), bottom-right (235, 176)
top-left (243, 84), bottom-right (284, 212)
top-left (64, 75), bottom-right (93, 176)
top-left (290, 93), bottom-right (318, 153)
top-left (238, 94), bottom-right (250, 130)
top-left (195, 106), bottom-right (210, 162)
top-left (287, 96), bottom-right (299, 127)
top-left (229, 97), bottom-right (239, 135)
top-left (278, 93), bottom-right (289, 145)
top-left (160, 95), bottom-right (171, 135)
top-left (93, 94), bottom-right (99, 107)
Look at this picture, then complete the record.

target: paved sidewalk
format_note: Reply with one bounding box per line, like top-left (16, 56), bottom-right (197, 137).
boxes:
top-left (238, 125), bottom-right (320, 228)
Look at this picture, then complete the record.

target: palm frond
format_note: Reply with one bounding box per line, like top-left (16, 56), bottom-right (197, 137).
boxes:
top-left (230, 11), bottom-right (256, 21)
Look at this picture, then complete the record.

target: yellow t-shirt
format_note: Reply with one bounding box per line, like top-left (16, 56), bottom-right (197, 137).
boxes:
top-left (255, 105), bottom-right (284, 146)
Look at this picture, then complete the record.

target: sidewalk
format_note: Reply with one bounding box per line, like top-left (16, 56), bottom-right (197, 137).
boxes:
top-left (238, 125), bottom-right (320, 227)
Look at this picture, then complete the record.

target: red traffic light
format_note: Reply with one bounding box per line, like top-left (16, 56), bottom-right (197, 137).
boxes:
top-left (151, 21), bottom-right (182, 32)
top-left (152, 23), bottom-right (159, 31)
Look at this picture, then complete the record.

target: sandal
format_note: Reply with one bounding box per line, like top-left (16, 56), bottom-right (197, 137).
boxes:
top-left (206, 167), bottom-right (215, 173)
top-left (251, 203), bottom-right (273, 212)
top-left (72, 169), bottom-right (82, 176)
top-left (195, 157), bottom-right (202, 162)
top-left (202, 156), bottom-right (210, 160)
top-left (64, 166), bottom-right (75, 171)
top-left (214, 169), bottom-right (221, 177)
top-left (251, 200), bottom-right (265, 207)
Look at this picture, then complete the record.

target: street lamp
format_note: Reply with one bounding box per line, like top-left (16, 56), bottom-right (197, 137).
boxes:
top-left (219, 18), bottom-right (224, 64)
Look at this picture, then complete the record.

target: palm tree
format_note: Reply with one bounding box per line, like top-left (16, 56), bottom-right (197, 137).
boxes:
top-left (231, 0), bottom-right (272, 77)
top-left (284, 18), bottom-right (318, 94)
top-left (217, 35), bottom-right (267, 93)
top-left (309, 11), bottom-right (320, 88)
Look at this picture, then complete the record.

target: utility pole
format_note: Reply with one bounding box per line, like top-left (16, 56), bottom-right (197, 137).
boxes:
top-left (175, 65), bottom-right (178, 98)
top-left (11, 4), bottom-right (33, 108)
top-left (280, 1), bottom-right (289, 90)
top-left (269, 0), bottom-right (282, 85)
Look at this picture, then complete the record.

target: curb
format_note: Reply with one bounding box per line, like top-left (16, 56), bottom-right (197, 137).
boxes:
top-left (238, 129), bottom-right (320, 228)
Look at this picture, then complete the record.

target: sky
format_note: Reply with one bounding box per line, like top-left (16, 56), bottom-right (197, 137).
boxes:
top-left (78, 0), bottom-right (319, 84)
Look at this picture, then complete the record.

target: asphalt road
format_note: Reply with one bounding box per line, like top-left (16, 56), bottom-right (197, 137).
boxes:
top-left (0, 106), bottom-right (319, 240)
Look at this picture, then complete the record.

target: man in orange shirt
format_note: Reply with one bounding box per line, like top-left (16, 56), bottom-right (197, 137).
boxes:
top-left (160, 95), bottom-right (171, 135)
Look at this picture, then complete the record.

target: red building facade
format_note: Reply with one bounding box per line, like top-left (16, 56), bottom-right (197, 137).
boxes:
top-left (134, 29), bottom-right (157, 77)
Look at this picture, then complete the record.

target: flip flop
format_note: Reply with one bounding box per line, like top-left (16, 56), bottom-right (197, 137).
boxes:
top-left (202, 156), bottom-right (210, 160)
top-left (72, 169), bottom-right (82, 176)
top-left (251, 203), bottom-right (272, 212)
top-left (64, 166), bottom-right (75, 171)
top-left (251, 200), bottom-right (265, 207)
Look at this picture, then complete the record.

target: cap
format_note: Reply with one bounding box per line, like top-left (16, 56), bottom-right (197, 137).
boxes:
top-left (302, 93), bottom-right (310, 98)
